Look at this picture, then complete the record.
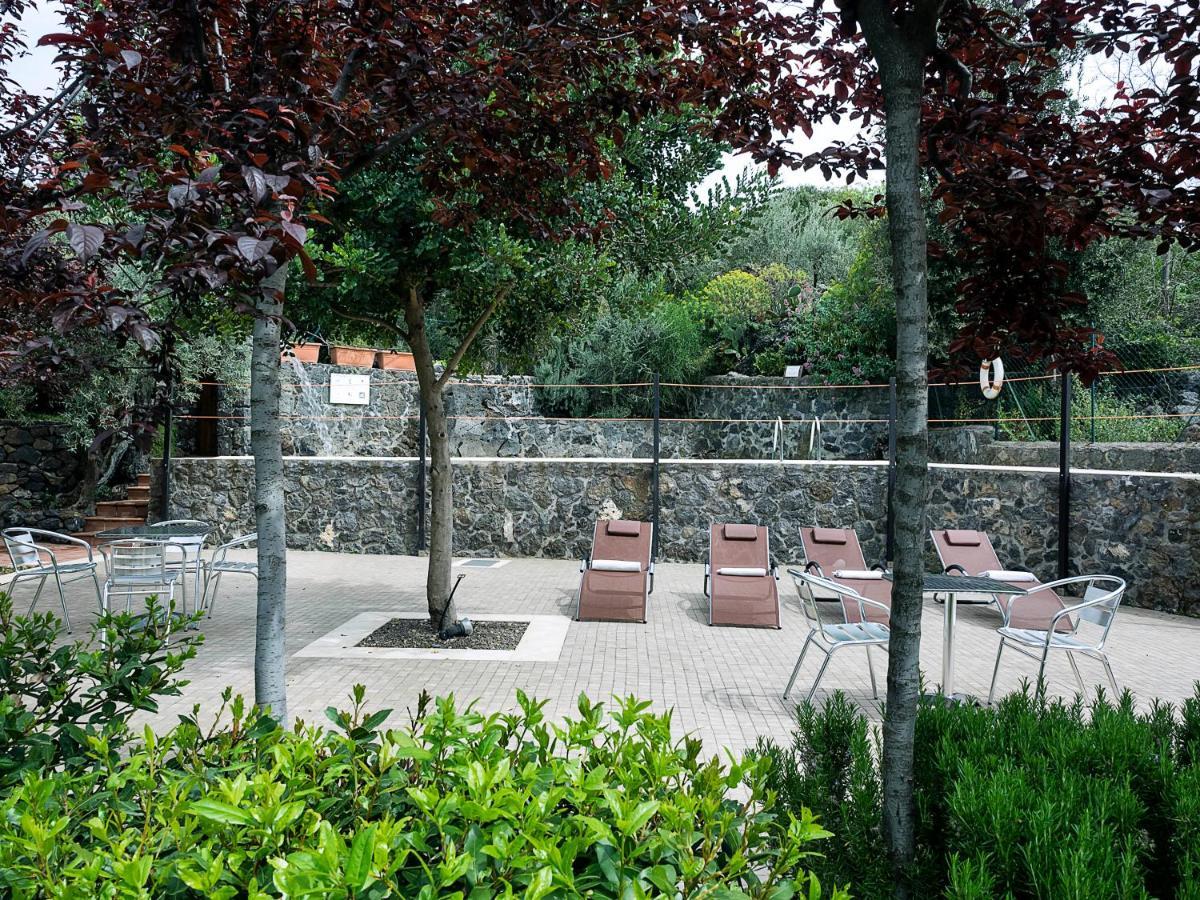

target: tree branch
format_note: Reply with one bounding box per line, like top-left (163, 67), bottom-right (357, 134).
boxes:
top-left (0, 74), bottom-right (86, 141)
top-left (435, 285), bottom-right (512, 390)
top-left (15, 80), bottom-right (85, 184)
top-left (332, 305), bottom-right (410, 343)
top-left (331, 46), bottom-right (363, 104)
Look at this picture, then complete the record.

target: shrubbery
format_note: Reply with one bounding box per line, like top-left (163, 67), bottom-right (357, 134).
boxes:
top-left (0, 593), bottom-right (198, 792)
top-left (535, 298), bottom-right (706, 417)
top-left (758, 687), bottom-right (1200, 898)
top-left (1, 686), bottom-right (839, 897)
top-left (0, 599), bottom-right (839, 898)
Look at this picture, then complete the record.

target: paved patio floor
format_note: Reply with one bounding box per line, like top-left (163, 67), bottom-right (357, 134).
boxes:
top-left (10, 550), bottom-right (1200, 755)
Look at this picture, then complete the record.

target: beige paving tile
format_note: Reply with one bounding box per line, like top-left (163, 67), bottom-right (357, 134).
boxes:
top-left (20, 549), bottom-right (1200, 756)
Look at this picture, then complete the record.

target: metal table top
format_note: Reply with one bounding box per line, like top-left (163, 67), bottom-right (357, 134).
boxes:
top-left (95, 523), bottom-right (210, 540)
top-left (883, 572), bottom-right (1029, 594)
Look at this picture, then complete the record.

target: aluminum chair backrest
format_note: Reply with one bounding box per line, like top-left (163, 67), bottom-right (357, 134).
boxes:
top-left (789, 569), bottom-right (843, 631)
top-left (105, 539), bottom-right (171, 582)
top-left (2, 529), bottom-right (41, 569)
top-left (1077, 577), bottom-right (1125, 647)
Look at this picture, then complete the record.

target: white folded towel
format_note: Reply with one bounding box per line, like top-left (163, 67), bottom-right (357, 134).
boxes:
top-left (834, 569), bottom-right (884, 580)
top-left (591, 559), bottom-right (642, 572)
top-left (980, 570), bottom-right (1037, 583)
top-left (717, 566), bottom-right (768, 577)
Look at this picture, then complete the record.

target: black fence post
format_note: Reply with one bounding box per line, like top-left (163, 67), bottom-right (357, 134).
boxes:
top-left (651, 373), bottom-right (661, 561)
top-left (885, 377), bottom-right (897, 564)
top-left (1058, 373), bottom-right (1072, 580)
top-left (1089, 330), bottom-right (1098, 442)
top-left (160, 380), bottom-right (173, 521)
top-left (416, 398), bottom-right (427, 552)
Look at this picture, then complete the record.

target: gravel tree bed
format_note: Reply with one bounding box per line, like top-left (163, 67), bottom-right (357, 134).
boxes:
top-left (356, 618), bottom-right (529, 650)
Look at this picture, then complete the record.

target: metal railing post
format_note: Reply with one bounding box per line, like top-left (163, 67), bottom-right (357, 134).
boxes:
top-left (160, 379), bottom-right (173, 521)
top-left (416, 397), bottom-right (427, 552)
top-left (1058, 373), bottom-right (1072, 580)
top-left (651, 373), bottom-right (661, 561)
top-left (885, 377), bottom-right (897, 564)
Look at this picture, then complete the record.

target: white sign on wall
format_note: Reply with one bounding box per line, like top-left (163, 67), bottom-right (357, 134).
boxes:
top-left (784, 365), bottom-right (802, 378)
top-left (329, 372), bottom-right (371, 405)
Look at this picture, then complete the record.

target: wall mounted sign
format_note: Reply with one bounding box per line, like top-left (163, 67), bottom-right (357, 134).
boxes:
top-left (329, 372), bottom-right (371, 405)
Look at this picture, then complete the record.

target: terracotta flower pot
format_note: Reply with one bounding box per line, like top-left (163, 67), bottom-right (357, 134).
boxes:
top-left (282, 342), bottom-right (321, 364)
top-left (329, 345), bottom-right (376, 367)
top-left (376, 350), bottom-right (416, 371)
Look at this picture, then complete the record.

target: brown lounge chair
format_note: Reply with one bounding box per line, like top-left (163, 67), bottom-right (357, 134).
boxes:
top-left (931, 528), bottom-right (1070, 632)
top-left (576, 520), bottom-right (653, 622)
top-left (703, 523), bottom-right (781, 628)
top-left (798, 526), bottom-right (890, 625)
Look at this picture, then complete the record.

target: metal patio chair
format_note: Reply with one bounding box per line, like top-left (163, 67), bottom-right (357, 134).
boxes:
top-left (150, 519), bottom-right (212, 614)
top-left (1, 527), bottom-right (103, 631)
top-left (988, 575), bottom-right (1126, 704)
top-left (201, 532), bottom-right (258, 616)
top-left (98, 539), bottom-right (184, 617)
top-left (785, 568), bottom-right (891, 703)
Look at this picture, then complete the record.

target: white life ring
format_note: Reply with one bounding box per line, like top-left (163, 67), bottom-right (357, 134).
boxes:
top-left (980, 358), bottom-right (1004, 399)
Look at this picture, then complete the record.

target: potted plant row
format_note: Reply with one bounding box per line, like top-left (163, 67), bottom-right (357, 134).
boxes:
top-left (281, 335), bottom-right (416, 370)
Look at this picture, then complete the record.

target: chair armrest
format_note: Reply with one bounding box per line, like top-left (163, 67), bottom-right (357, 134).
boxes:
top-left (858, 597), bottom-right (892, 620)
top-left (804, 561), bottom-right (823, 575)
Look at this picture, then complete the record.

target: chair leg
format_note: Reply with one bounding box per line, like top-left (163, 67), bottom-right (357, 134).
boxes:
top-left (1100, 654), bottom-right (1119, 697)
top-left (24, 574), bottom-right (48, 617)
top-left (205, 571), bottom-right (224, 618)
top-left (91, 572), bottom-right (104, 615)
top-left (52, 570), bottom-right (71, 632)
top-left (988, 639), bottom-right (1005, 705)
top-left (805, 650), bottom-right (835, 705)
top-left (1035, 645), bottom-right (1050, 700)
top-left (784, 634), bottom-right (815, 699)
top-left (1066, 652), bottom-right (1086, 698)
top-left (866, 645), bottom-right (878, 700)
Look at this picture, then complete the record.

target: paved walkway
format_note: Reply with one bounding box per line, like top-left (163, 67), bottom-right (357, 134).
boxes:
top-left (8, 550), bottom-right (1200, 755)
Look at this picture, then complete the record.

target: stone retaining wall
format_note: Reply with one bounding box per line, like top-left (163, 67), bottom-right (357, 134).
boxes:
top-left (0, 421), bottom-right (85, 533)
top-left (212, 365), bottom-right (889, 461)
top-left (930, 425), bottom-right (1200, 473)
top-left (166, 456), bottom-right (1200, 615)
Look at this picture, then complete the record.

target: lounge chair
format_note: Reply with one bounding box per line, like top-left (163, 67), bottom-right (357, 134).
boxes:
top-left (988, 575), bottom-right (1125, 703)
top-left (703, 523), bottom-right (780, 628)
top-left (576, 520), bottom-right (653, 623)
top-left (798, 526), bottom-right (890, 625)
top-left (786, 568), bottom-right (890, 702)
top-left (930, 528), bottom-right (1070, 632)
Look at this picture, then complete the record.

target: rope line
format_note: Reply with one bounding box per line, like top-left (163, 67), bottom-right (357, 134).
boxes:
top-left (182, 362), bottom-right (1200, 394)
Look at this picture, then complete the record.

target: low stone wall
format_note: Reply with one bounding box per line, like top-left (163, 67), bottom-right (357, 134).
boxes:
top-left (212, 365), bottom-right (890, 461)
top-left (166, 456), bottom-right (1200, 615)
top-left (0, 421), bottom-right (85, 533)
top-left (930, 425), bottom-right (1200, 473)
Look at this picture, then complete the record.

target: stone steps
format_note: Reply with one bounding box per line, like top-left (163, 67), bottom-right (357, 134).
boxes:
top-left (72, 473), bottom-right (153, 547)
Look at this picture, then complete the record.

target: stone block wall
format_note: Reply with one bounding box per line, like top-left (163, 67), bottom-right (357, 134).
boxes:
top-left (0, 421), bottom-right (85, 533)
top-left (166, 456), bottom-right (1200, 615)
top-left (211, 365), bottom-right (891, 461)
top-left (930, 425), bottom-right (1200, 473)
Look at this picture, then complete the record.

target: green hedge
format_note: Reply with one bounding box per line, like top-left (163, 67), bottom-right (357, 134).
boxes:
top-left (759, 688), bottom-right (1200, 898)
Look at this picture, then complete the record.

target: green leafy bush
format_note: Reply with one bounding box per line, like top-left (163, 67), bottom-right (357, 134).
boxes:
top-left (535, 298), bottom-right (706, 417)
top-left (0, 688), bottom-right (842, 898)
top-left (760, 687), bottom-right (1200, 899)
top-left (0, 593), bottom-right (198, 792)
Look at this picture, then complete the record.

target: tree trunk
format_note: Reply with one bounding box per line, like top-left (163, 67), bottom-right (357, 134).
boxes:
top-left (251, 275), bottom-right (288, 722)
top-left (858, 5), bottom-right (934, 896)
top-left (403, 288), bottom-right (457, 627)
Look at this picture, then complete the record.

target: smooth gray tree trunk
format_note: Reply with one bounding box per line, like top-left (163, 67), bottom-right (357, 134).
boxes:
top-left (858, 2), bottom-right (937, 894)
top-left (251, 275), bottom-right (288, 722)
top-left (403, 288), bottom-right (457, 627)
